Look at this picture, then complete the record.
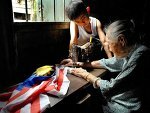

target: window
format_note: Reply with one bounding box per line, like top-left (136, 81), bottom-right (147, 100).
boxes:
top-left (12, 0), bottom-right (71, 22)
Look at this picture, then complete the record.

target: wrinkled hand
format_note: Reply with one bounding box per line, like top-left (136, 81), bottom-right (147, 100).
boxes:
top-left (70, 68), bottom-right (89, 78)
top-left (60, 58), bottom-right (73, 66)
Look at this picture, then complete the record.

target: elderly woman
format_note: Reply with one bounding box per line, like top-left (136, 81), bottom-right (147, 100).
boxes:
top-left (61, 20), bottom-right (150, 113)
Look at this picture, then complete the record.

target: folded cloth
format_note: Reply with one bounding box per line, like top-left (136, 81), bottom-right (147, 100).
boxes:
top-left (0, 66), bottom-right (70, 113)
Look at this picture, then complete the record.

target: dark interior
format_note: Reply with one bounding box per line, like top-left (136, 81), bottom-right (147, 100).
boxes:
top-left (0, 0), bottom-right (150, 91)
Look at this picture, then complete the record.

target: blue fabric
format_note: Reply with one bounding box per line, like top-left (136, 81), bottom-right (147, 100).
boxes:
top-left (16, 72), bottom-right (55, 90)
top-left (98, 44), bottom-right (150, 113)
top-left (99, 57), bottom-right (127, 72)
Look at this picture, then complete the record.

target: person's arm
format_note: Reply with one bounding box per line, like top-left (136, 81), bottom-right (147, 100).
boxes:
top-left (69, 21), bottom-right (78, 49)
top-left (96, 19), bottom-right (112, 58)
top-left (60, 59), bottom-right (103, 69)
top-left (71, 68), bottom-right (101, 88)
top-left (76, 60), bottom-right (103, 69)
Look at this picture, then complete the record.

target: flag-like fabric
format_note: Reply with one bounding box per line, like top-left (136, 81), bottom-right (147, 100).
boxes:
top-left (0, 66), bottom-right (70, 113)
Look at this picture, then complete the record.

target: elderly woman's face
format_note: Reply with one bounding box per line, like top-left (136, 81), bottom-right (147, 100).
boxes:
top-left (105, 36), bottom-right (123, 55)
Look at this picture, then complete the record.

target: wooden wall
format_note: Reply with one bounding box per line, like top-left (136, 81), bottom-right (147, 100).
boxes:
top-left (1, 0), bottom-right (150, 91)
top-left (0, 0), bottom-right (16, 90)
top-left (14, 22), bottom-right (70, 81)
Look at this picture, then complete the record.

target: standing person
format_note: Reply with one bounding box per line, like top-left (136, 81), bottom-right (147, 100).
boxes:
top-left (61, 20), bottom-right (150, 113)
top-left (65, 0), bottom-right (112, 61)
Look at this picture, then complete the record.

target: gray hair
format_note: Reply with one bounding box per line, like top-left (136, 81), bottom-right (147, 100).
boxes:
top-left (105, 20), bottom-right (136, 46)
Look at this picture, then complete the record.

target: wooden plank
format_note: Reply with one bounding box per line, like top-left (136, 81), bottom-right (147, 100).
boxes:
top-left (48, 69), bottom-right (107, 107)
top-left (55, 0), bottom-right (65, 22)
top-left (64, 0), bottom-right (71, 22)
top-left (13, 7), bottom-right (31, 14)
top-left (12, 0), bottom-right (71, 22)
top-left (43, 0), bottom-right (55, 22)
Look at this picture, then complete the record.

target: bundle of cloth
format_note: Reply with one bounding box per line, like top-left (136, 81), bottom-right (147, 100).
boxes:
top-left (0, 65), bottom-right (70, 113)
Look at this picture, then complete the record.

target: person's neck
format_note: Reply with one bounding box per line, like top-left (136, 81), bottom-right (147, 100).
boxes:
top-left (84, 22), bottom-right (90, 28)
top-left (83, 18), bottom-right (91, 28)
top-left (115, 44), bottom-right (136, 58)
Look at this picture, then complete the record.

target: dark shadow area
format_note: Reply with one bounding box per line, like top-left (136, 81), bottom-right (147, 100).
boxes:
top-left (14, 22), bottom-right (70, 83)
top-left (1, 0), bottom-right (150, 93)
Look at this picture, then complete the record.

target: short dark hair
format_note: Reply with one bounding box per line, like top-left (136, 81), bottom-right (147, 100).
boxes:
top-left (65, 0), bottom-right (88, 20)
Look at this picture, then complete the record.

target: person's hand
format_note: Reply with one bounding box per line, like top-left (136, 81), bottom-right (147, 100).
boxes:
top-left (60, 58), bottom-right (73, 66)
top-left (70, 68), bottom-right (89, 78)
top-left (71, 68), bottom-right (100, 88)
top-left (80, 42), bottom-right (91, 49)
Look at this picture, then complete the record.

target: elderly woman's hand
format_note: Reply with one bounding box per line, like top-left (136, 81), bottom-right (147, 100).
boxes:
top-left (71, 68), bottom-right (100, 88)
top-left (70, 68), bottom-right (89, 79)
top-left (60, 58), bottom-right (73, 66)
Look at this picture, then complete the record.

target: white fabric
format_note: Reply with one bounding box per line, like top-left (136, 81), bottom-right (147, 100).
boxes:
top-left (78, 17), bottom-right (97, 46)
top-left (0, 67), bottom-right (70, 113)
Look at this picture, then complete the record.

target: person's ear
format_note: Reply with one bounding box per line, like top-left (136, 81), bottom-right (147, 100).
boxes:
top-left (86, 6), bottom-right (90, 14)
top-left (118, 34), bottom-right (127, 47)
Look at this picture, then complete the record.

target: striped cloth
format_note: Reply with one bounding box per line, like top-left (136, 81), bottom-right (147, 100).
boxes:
top-left (0, 66), bottom-right (70, 113)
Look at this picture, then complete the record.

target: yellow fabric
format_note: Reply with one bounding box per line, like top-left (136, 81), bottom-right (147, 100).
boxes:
top-left (34, 65), bottom-right (54, 76)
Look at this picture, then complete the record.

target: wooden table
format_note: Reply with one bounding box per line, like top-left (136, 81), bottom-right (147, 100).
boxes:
top-left (45, 68), bottom-right (107, 112)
